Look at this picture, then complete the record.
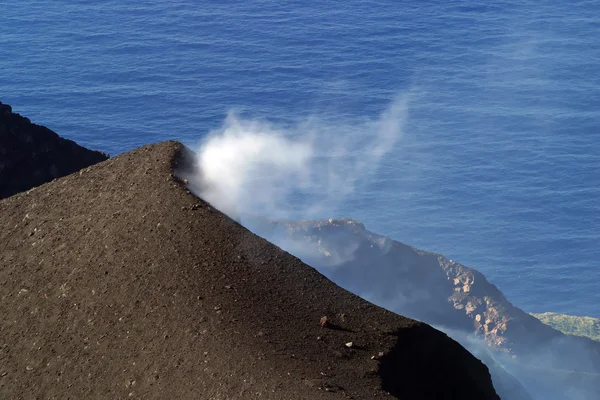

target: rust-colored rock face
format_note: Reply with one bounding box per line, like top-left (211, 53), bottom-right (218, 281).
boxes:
top-left (0, 101), bottom-right (108, 199)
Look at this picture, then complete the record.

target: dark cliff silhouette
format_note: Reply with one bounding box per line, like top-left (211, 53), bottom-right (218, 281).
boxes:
top-left (0, 101), bottom-right (108, 199)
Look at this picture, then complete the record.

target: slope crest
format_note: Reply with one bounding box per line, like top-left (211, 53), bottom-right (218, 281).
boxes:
top-left (0, 141), bottom-right (498, 399)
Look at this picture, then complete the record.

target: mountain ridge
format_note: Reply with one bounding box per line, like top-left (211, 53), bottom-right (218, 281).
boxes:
top-left (3, 101), bottom-right (597, 398)
top-left (0, 140), bottom-right (499, 399)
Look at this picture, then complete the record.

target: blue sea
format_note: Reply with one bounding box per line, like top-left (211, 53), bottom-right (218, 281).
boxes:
top-left (2, 0), bottom-right (599, 317)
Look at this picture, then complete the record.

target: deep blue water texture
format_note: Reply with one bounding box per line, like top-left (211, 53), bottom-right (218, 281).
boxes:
top-left (2, 0), bottom-right (599, 317)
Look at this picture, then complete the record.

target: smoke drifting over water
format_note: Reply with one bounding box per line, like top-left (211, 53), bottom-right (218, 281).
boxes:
top-left (185, 95), bottom-right (600, 399)
top-left (192, 96), bottom-right (408, 221)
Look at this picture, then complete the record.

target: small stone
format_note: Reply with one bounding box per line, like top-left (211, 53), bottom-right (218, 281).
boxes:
top-left (345, 342), bottom-right (353, 348)
top-left (320, 316), bottom-right (329, 328)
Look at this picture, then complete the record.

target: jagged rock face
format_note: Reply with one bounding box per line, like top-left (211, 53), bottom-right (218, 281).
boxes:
top-left (0, 101), bottom-right (108, 199)
top-left (252, 218), bottom-right (600, 399)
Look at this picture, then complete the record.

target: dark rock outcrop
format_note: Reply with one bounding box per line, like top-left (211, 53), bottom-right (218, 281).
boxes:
top-left (0, 101), bottom-right (108, 199)
top-left (0, 142), bottom-right (499, 399)
top-left (250, 218), bottom-right (600, 399)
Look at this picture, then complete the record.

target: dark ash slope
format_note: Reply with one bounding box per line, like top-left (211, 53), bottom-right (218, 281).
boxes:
top-left (0, 141), bottom-right (498, 399)
top-left (0, 101), bottom-right (108, 199)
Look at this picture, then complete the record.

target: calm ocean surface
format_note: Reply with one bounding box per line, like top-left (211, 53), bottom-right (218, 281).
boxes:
top-left (2, 0), bottom-right (599, 317)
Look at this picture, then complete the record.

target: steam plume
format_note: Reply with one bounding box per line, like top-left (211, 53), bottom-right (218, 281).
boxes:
top-left (190, 95), bottom-right (408, 221)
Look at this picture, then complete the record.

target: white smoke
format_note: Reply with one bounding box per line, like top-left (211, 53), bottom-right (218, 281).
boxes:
top-left (190, 95), bottom-right (409, 221)
top-left (183, 93), bottom-right (600, 399)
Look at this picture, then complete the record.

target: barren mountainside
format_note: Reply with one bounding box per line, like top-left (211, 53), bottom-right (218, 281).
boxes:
top-left (0, 141), bottom-right (499, 399)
